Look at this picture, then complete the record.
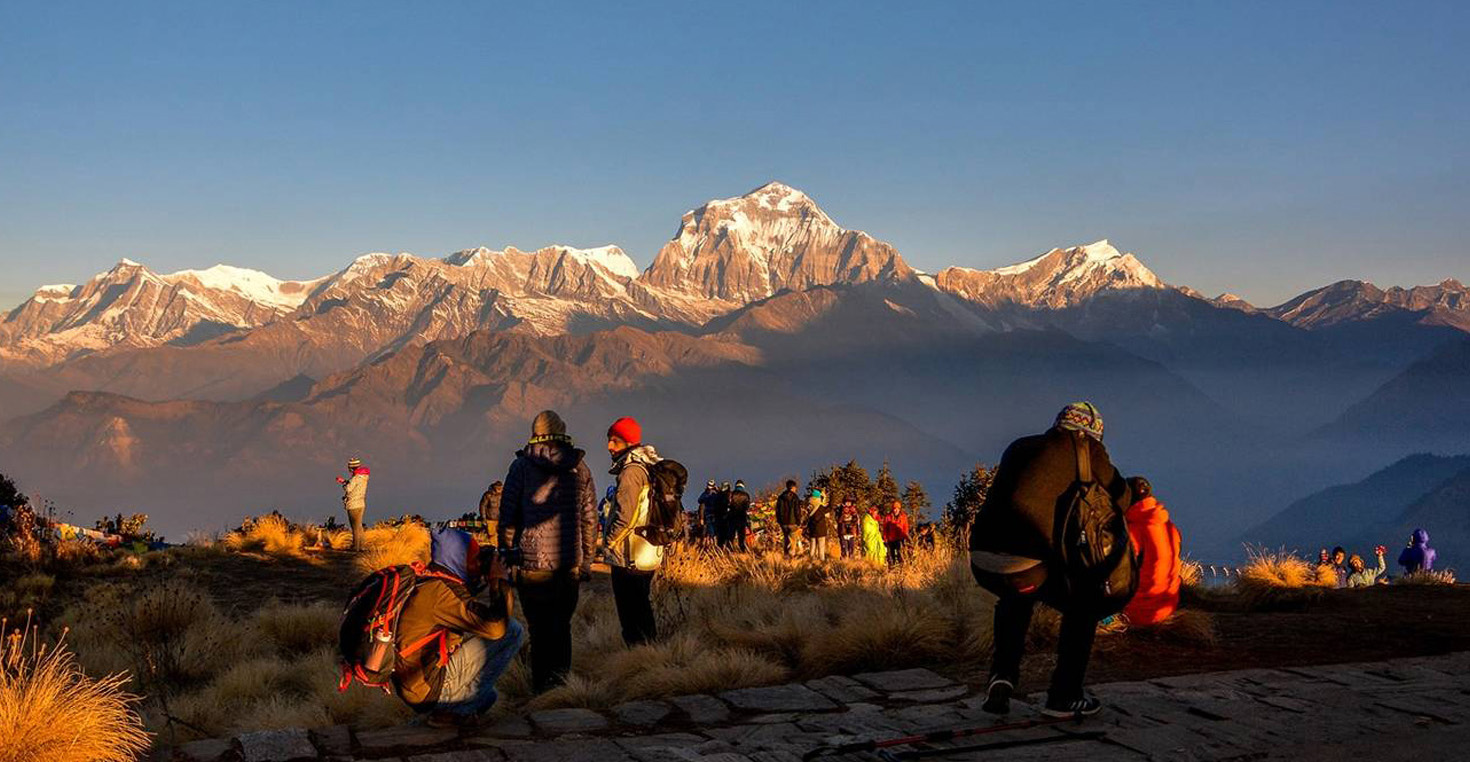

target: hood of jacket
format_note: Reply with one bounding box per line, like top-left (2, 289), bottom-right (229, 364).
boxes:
top-left (518, 440), bottom-right (585, 473)
top-left (351, 466), bottom-right (371, 476)
top-left (1412, 528), bottom-right (1431, 547)
top-left (610, 443), bottom-right (659, 475)
top-left (430, 528), bottom-right (477, 582)
top-left (1126, 496), bottom-right (1169, 526)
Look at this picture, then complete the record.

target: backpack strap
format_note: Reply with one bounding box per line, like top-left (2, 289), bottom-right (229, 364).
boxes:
top-left (1075, 432), bottom-right (1093, 485)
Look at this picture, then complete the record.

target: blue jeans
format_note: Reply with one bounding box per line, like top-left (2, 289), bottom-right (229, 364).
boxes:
top-left (433, 619), bottom-right (525, 716)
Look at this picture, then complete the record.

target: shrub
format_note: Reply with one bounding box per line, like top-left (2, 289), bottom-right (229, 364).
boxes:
top-left (253, 601), bottom-right (338, 656)
top-left (354, 523), bottom-right (431, 574)
top-left (0, 622), bottom-right (150, 762)
top-left (225, 514), bottom-right (306, 556)
top-left (1397, 569), bottom-right (1457, 586)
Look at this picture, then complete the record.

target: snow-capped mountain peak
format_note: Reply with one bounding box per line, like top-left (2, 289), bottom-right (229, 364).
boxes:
top-left (164, 264), bottom-right (320, 312)
top-left (934, 240), bottom-right (1166, 309)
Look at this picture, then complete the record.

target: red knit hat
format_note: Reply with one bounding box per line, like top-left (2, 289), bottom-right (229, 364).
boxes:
top-left (607, 416), bottom-right (642, 445)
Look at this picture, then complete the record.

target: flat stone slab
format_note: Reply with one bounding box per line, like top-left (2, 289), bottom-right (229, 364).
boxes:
top-left (235, 728), bottom-right (317, 762)
top-left (890, 685), bottom-right (969, 703)
top-left (496, 739), bottom-right (631, 762)
top-left (528, 707), bottom-right (610, 734)
top-left (805, 675), bottom-right (879, 703)
top-left (670, 694), bottom-right (732, 724)
top-left (309, 725), bottom-right (354, 757)
top-left (852, 667), bottom-right (954, 693)
top-left (355, 725), bottom-right (460, 754)
top-left (176, 738), bottom-right (234, 762)
top-left (720, 683), bottom-right (838, 713)
top-left (471, 714), bottom-right (533, 739)
top-left (613, 699), bottom-right (673, 726)
top-left (405, 751), bottom-right (504, 762)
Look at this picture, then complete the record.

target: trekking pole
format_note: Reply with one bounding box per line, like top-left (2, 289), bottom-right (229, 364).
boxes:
top-left (802, 714), bottom-right (1085, 760)
top-left (875, 730), bottom-right (1108, 761)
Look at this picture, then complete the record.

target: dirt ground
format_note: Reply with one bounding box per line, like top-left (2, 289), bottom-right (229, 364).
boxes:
top-left (1040, 585), bottom-right (1470, 688)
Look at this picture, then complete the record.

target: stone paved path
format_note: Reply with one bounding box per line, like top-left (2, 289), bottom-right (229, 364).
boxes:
top-left (172, 652), bottom-right (1470, 762)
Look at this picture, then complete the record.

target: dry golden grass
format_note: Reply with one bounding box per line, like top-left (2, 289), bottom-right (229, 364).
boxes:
top-left (225, 514), bottom-right (309, 556)
top-left (354, 523), bottom-right (432, 574)
top-left (1397, 569), bottom-right (1457, 586)
top-left (0, 623), bottom-right (150, 762)
top-left (1180, 559), bottom-right (1203, 588)
top-left (1230, 547), bottom-right (1333, 610)
top-left (253, 601), bottom-right (339, 657)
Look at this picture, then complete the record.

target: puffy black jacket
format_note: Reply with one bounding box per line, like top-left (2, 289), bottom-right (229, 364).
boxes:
top-left (498, 441), bottom-right (598, 572)
top-left (969, 428), bottom-right (1131, 561)
top-left (775, 489), bottom-right (803, 527)
top-left (727, 488), bottom-right (751, 522)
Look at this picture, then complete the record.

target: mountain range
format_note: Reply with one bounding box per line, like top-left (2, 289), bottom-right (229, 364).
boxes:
top-left (2, 182), bottom-right (1467, 552)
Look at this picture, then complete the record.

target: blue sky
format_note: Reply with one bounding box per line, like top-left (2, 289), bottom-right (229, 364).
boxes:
top-left (2, 1), bottom-right (1466, 308)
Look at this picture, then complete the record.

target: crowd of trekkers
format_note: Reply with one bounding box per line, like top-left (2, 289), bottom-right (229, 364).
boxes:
top-left (1314, 528), bottom-right (1441, 588)
top-left (315, 402), bottom-right (1448, 729)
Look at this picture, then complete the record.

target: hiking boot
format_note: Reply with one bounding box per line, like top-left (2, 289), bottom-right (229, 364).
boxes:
top-left (1040, 693), bottom-right (1102, 718)
top-left (981, 677), bottom-right (1013, 714)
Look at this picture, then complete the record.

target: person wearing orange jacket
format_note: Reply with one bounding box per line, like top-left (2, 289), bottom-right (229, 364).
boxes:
top-left (1122, 476), bottom-right (1181, 626)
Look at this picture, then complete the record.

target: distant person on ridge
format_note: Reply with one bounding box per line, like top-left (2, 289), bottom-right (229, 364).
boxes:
top-left (726, 480), bottom-right (752, 552)
top-left (882, 500), bottom-right (910, 565)
top-left (478, 480), bottom-right (503, 544)
top-left (805, 488), bottom-right (833, 560)
top-left (1328, 546), bottom-right (1349, 588)
top-left (336, 457), bottom-right (370, 551)
top-left (1398, 529), bottom-right (1437, 575)
top-left (498, 410), bottom-right (597, 692)
top-left (1121, 476), bottom-right (1182, 626)
top-left (603, 416), bottom-right (664, 645)
top-left (837, 499), bottom-right (860, 558)
top-left (391, 528), bottom-right (524, 727)
top-left (775, 480), bottom-right (803, 557)
top-left (716, 482), bottom-right (734, 547)
top-left (1346, 548), bottom-right (1388, 587)
top-left (968, 401), bottom-right (1132, 718)
top-left (696, 480), bottom-right (720, 545)
top-left (861, 504), bottom-right (886, 567)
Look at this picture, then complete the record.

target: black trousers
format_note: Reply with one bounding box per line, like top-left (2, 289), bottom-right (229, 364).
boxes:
top-left (516, 570), bottom-right (581, 693)
top-left (610, 566), bottom-right (657, 646)
top-left (988, 585), bottom-right (1097, 703)
top-left (726, 517), bottom-right (749, 551)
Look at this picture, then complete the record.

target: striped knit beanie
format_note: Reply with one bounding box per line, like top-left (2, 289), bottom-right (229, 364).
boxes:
top-left (1055, 401), bottom-right (1104, 440)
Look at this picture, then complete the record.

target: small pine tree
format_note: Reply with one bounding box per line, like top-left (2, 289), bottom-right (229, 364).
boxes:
top-left (812, 460), bottom-right (873, 507)
top-left (873, 460), bottom-right (900, 512)
top-left (0, 471), bottom-right (27, 509)
top-left (901, 480), bottom-right (931, 524)
top-left (941, 464), bottom-right (995, 542)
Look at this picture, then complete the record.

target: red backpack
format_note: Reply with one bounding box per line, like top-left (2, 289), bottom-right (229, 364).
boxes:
top-left (336, 563), bottom-right (459, 692)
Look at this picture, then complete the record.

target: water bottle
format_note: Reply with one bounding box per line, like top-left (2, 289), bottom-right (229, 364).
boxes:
top-left (363, 629), bottom-right (393, 673)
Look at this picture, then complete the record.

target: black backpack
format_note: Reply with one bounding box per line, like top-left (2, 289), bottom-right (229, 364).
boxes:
top-left (635, 459), bottom-right (688, 546)
top-left (1053, 433), bottom-right (1140, 617)
top-left (336, 563), bottom-right (456, 692)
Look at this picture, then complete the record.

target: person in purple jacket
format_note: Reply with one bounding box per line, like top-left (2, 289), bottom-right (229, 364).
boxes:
top-left (1397, 528), bottom-right (1438, 575)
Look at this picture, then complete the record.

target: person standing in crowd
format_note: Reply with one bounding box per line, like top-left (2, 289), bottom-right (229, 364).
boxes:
top-left (603, 416), bottom-right (664, 646)
top-left (837, 500), bottom-right (860, 558)
top-left (478, 481), bottom-right (503, 545)
top-left (498, 411), bottom-right (597, 693)
top-left (1121, 476), bottom-right (1182, 626)
top-left (1346, 547), bottom-right (1388, 587)
top-left (861, 504), bottom-right (886, 567)
top-left (391, 528), bottom-right (524, 728)
top-left (696, 480), bottom-right (720, 546)
top-left (336, 457), bottom-right (370, 551)
top-left (969, 401), bottom-right (1131, 718)
top-left (775, 480), bottom-right (803, 557)
top-left (1398, 529), bottom-right (1437, 575)
top-left (726, 480), bottom-right (752, 552)
top-left (716, 482), bottom-right (734, 547)
top-left (806, 488), bottom-right (832, 560)
top-left (882, 500), bottom-right (910, 565)
top-left (1328, 546), bottom-right (1349, 588)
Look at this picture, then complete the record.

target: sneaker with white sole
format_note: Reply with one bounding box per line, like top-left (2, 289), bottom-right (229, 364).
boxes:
top-left (1040, 693), bottom-right (1102, 717)
top-left (981, 677), bottom-right (1014, 714)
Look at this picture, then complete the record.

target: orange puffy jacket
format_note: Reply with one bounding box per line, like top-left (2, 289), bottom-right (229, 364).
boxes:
top-left (1123, 497), bottom-right (1182, 626)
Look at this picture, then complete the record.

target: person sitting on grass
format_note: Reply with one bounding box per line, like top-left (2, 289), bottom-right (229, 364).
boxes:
top-left (1122, 476), bottom-right (1182, 626)
top-left (392, 528), bottom-right (524, 728)
top-left (1346, 547), bottom-right (1387, 588)
top-left (1398, 529), bottom-right (1437, 575)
